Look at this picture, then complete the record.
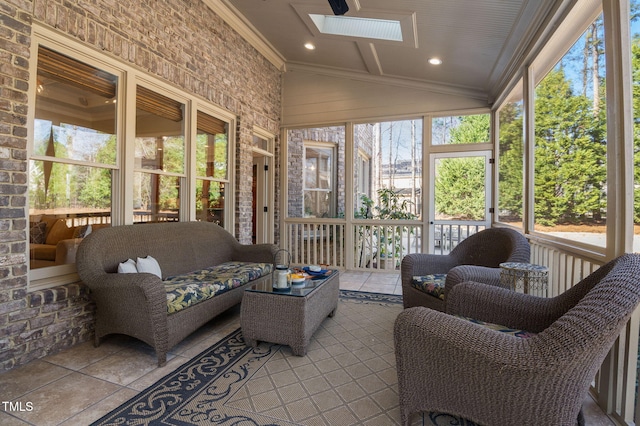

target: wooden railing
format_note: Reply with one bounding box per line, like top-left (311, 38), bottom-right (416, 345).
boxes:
top-left (529, 236), bottom-right (638, 425)
top-left (432, 222), bottom-right (486, 255)
top-left (283, 219), bottom-right (485, 271)
top-left (284, 219), bottom-right (346, 268)
top-left (282, 219), bottom-right (639, 423)
top-left (351, 220), bottom-right (423, 271)
top-left (283, 219), bottom-right (425, 271)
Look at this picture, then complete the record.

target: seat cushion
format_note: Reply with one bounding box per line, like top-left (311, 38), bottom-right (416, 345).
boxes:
top-left (29, 244), bottom-right (56, 261)
top-left (411, 274), bottom-right (447, 300)
top-left (456, 315), bottom-right (537, 338)
top-left (164, 261), bottom-right (272, 314)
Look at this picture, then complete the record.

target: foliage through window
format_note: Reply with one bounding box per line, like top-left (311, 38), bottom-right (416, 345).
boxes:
top-left (432, 114), bottom-right (490, 221)
top-left (533, 12), bottom-right (607, 247)
top-left (196, 112), bottom-right (229, 226)
top-left (497, 82), bottom-right (524, 226)
top-left (632, 0), bottom-right (640, 247)
top-left (29, 46), bottom-right (116, 270)
top-left (134, 85), bottom-right (185, 223)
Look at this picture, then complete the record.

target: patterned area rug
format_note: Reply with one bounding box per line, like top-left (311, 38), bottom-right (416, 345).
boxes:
top-left (91, 291), bottom-right (476, 426)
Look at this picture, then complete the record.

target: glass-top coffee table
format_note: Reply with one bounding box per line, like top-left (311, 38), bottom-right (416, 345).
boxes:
top-left (240, 270), bottom-right (340, 356)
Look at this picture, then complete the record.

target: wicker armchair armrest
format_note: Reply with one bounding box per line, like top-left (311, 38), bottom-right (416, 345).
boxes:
top-left (232, 243), bottom-right (278, 263)
top-left (445, 281), bottom-right (561, 332)
top-left (443, 265), bottom-right (501, 299)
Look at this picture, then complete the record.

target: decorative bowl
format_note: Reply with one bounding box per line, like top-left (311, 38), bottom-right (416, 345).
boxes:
top-left (291, 277), bottom-right (306, 286)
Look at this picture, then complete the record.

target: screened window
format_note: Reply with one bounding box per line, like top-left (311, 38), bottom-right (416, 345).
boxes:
top-left (632, 1), bottom-right (640, 250)
top-left (533, 12), bottom-right (607, 247)
top-left (353, 119), bottom-right (423, 220)
top-left (355, 150), bottom-right (371, 215)
top-left (431, 114), bottom-right (490, 145)
top-left (29, 46), bottom-right (116, 270)
top-left (497, 81), bottom-right (524, 226)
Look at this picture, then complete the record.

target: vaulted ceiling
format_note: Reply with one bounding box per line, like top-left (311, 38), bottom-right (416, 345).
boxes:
top-left (213, 0), bottom-right (561, 103)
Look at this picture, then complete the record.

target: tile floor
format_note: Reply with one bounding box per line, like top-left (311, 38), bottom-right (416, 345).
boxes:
top-left (0, 271), bottom-right (615, 425)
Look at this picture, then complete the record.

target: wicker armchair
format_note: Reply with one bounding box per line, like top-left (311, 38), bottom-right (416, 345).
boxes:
top-left (400, 227), bottom-right (530, 311)
top-left (394, 253), bottom-right (640, 426)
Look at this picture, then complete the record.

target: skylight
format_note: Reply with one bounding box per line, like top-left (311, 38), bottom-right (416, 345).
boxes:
top-left (308, 14), bottom-right (403, 42)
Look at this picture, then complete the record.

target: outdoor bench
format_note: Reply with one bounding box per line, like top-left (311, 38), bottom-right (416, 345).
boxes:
top-left (76, 221), bottom-right (277, 366)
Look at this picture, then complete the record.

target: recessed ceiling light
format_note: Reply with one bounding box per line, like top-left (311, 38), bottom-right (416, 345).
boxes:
top-left (429, 58), bottom-right (442, 65)
top-left (305, 42), bottom-right (316, 50)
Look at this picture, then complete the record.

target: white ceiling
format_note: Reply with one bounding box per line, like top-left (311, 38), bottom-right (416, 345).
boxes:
top-left (219, 0), bottom-right (560, 102)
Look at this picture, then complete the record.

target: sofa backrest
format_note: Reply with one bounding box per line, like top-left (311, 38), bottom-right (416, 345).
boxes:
top-left (77, 222), bottom-right (240, 280)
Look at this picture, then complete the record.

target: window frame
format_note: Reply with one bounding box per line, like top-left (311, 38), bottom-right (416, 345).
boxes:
top-left (193, 106), bottom-right (233, 227)
top-left (528, 1), bottom-right (609, 254)
top-left (28, 24), bottom-right (237, 291)
top-left (133, 81), bottom-right (188, 224)
top-left (303, 141), bottom-right (337, 218)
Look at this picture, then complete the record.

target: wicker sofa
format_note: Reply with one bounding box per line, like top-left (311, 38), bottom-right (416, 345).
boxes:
top-left (76, 221), bottom-right (278, 366)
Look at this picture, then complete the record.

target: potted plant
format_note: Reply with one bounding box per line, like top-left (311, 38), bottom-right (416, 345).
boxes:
top-left (354, 188), bottom-right (417, 269)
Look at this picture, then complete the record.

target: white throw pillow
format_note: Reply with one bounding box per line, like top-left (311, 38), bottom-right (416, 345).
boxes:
top-left (136, 255), bottom-right (162, 278)
top-left (117, 258), bottom-right (137, 273)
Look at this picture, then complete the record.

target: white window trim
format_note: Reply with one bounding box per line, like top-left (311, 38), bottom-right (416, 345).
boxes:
top-left (28, 24), bottom-right (237, 291)
top-left (303, 141), bottom-right (337, 216)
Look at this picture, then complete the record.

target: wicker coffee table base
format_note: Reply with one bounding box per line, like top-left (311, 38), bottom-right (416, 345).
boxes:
top-left (240, 273), bottom-right (340, 356)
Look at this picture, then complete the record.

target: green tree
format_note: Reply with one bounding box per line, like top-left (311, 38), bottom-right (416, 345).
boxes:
top-left (434, 114), bottom-right (489, 220)
top-left (632, 40), bottom-right (640, 223)
top-left (78, 134), bottom-right (116, 209)
top-left (498, 102), bottom-right (524, 220)
top-left (533, 68), bottom-right (606, 226)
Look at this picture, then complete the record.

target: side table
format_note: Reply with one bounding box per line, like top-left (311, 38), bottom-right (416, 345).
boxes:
top-left (499, 262), bottom-right (549, 295)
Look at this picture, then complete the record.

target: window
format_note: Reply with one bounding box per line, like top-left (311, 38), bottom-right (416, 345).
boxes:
top-left (29, 34), bottom-right (235, 288)
top-left (354, 119), bottom-right (423, 220)
top-left (533, 12), bottom-right (607, 247)
top-left (286, 126), bottom-right (345, 219)
top-left (497, 81), bottom-right (524, 226)
top-left (431, 114), bottom-right (490, 145)
top-left (134, 85), bottom-right (185, 223)
top-left (196, 111), bottom-right (229, 226)
top-left (632, 0), bottom-right (640, 250)
top-left (304, 144), bottom-right (336, 218)
top-left (355, 149), bottom-right (371, 215)
top-left (29, 46), bottom-right (116, 270)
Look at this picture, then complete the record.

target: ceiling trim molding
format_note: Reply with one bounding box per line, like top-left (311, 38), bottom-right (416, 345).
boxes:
top-left (203, 0), bottom-right (287, 71)
top-left (488, 0), bottom-right (573, 100)
top-left (286, 62), bottom-right (489, 101)
top-left (356, 42), bottom-right (383, 75)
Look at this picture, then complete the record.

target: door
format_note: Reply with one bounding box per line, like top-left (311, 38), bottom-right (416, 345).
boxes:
top-left (429, 151), bottom-right (492, 253)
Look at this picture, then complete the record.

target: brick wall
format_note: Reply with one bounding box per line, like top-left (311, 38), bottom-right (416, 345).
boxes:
top-left (286, 127), bottom-right (346, 218)
top-left (0, 0), bottom-right (282, 372)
